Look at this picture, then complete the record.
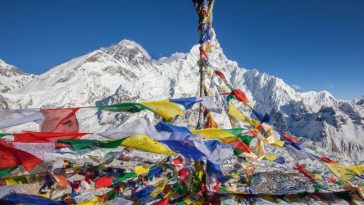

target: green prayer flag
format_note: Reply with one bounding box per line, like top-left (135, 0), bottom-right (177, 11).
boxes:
top-left (106, 188), bottom-right (119, 200)
top-left (226, 93), bottom-right (234, 104)
top-left (59, 139), bottom-right (126, 151)
top-left (59, 139), bottom-right (100, 150)
top-left (114, 172), bottom-right (137, 183)
top-left (100, 139), bottom-right (125, 149)
top-left (0, 133), bottom-right (12, 138)
top-left (219, 186), bottom-right (228, 192)
top-left (312, 182), bottom-right (321, 192)
top-left (0, 166), bottom-right (17, 178)
top-left (234, 149), bottom-right (243, 156)
top-left (224, 128), bottom-right (244, 136)
top-left (237, 134), bottom-right (253, 145)
top-left (97, 102), bottom-right (151, 112)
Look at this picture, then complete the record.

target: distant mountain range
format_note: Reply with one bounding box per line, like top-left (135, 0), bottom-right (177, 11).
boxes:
top-left (1, 38), bottom-right (363, 163)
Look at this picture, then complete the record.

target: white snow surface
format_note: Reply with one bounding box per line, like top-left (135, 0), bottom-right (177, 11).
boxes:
top-left (0, 59), bottom-right (34, 98)
top-left (0, 38), bottom-right (363, 163)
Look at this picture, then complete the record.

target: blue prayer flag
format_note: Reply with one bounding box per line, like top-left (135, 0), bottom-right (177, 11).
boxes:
top-left (170, 97), bottom-right (198, 109)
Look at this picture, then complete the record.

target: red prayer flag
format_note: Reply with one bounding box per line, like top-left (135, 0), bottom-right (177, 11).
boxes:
top-left (199, 47), bottom-right (209, 59)
top-left (293, 164), bottom-right (315, 181)
top-left (214, 70), bottom-right (228, 82)
top-left (220, 92), bottom-right (231, 96)
top-left (95, 176), bottom-right (113, 190)
top-left (204, 113), bottom-right (218, 128)
top-left (40, 108), bottom-right (80, 133)
top-left (319, 156), bottom-right (336, 163)
top-left (280, 133), bottom-right (299, 144)
top-left (234, 140), bottom-right (251, 153)
top-left (14, 131), bottom-right (88, 143)
top-left (54, 174), bottom-right (70, 188)
top-left (327, 177), bottom-right (337, 183)
top-left (172, 156), bottom-right (184, 166)
top-left (0, 142), bottom-right (42, 171)
top-left (178, 168), bottom-right (188, 179)
top-left (152, 198), bottom-right (169, 205)
top-left (0, 147), bottom-right (18, 169)
top-left (232, 89), bottom-right (249, 104)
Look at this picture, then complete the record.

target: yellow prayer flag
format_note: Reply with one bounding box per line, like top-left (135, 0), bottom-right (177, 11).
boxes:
top-left (121, 135), bottom-right (175, 155)
top-left (314, 174), bottom-right (323, 181)
top-left (182, 198), bottom-right (203, 205)
top-left (263, 135), bottom-right (285, 147)
top-left (134, 165), bottom-right (149, 176)
top-left (142, 100), bottom-right (184, 122)
top-left (326, 163), bottom-right (356, 183)
top-left (195, 161), bottom-right (204, 180)
top-left (5, 178), bottom-right (19, 185)
top-left (227, 104), bottom-right (260, 128)
top-left (230, 172), bottom-right (240, 179)
top-left (264, 155), bottom-right (277, 161)
top-left (77, 197), bottom-right (103, 205)
top-left (346, 164), bottom-right (364, 176)
top-left (272, 140), bottom-right (285, 147)
top-left (191, 128), bottom-right (237, 143)
top-left (151, 179), bottom-right (168, 197)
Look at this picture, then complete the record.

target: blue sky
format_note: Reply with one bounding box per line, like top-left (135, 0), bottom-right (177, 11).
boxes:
top-left (0, 0), bottom-right (363, 99)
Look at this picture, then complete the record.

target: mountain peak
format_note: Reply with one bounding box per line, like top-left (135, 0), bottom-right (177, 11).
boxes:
top-left (0, 59), bottom-right (34, 93)
top-left (103, 39), bottom-right (152, 63)
top-left (354, 95), bottom-right (364, 105)
top-left (1, 39), bottom-right (364, 163)
top-left (0, 59), bottom-right (6, 66)
top-left (0, 59), bottom-right (27, 76)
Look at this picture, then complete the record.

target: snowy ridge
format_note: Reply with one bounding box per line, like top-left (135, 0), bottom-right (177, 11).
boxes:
top-left (0, 59), bottom-right (34, 94)
top-left (1, 39), bottom-right (364, 163)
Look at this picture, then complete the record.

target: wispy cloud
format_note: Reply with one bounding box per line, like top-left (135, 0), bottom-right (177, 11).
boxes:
top-left (291, 84), bottom-right (303, 90)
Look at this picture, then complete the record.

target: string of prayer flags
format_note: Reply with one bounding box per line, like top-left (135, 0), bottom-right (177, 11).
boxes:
top-left (14, 131), bottom-right (89, 143)
top-left (60, 135), bottom-right (175, 155)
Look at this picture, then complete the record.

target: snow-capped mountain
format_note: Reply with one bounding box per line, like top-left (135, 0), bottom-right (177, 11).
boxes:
top-left (354, 95), bottom-right (364, 106)
top-left (0, 59), bottom-right (34, 93)
top-left (1, 38), bottom-right (363, 163)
